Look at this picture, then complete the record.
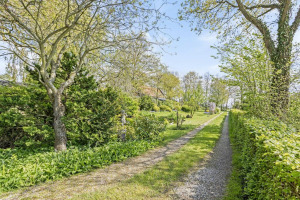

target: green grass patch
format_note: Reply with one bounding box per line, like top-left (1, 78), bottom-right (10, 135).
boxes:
top-left (72, 113), bottom-right (227, 200)
top-left (222, 148), bottom-right (243, 200)
top-left (161, 111), bottom-right (217, 145)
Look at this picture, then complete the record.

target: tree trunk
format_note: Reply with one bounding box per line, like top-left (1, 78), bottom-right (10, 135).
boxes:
top-left (270, 57), bottom-right (291, 116)
top-left (269, 3), bottom-right (293, 116)
top-left (53, 93), bottom-right (67, 151)
top-left (270, 12), bottom-right (293, 116)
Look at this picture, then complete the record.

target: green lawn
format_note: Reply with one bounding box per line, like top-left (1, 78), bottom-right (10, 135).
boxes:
top-left (159, 111), bottom-right (218, 145)
top-left (72, 113), bottom-right (227, 200)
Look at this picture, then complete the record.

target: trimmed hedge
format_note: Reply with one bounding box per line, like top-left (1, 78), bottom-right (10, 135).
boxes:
top-left (228, 109), bottom-right (300, 199)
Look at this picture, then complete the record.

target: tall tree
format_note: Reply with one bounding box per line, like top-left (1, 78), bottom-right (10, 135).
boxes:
top-left (217, 36), bottom-right (273, 115)
top-left (210, 76), bottom-right (229, 108)
top-left (181, 0), bottom-right (300, 115)
top-left (182, 71), bottom-right (204, 117)
top-left (0, 0), bottom-right (166, 151)
top-left (203, 72), bottom-right (211, 111)
top-left (160, 72), bottom-right (182, 100)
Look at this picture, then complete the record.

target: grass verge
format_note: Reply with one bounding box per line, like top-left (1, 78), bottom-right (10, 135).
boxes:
top-left (72, 113), bottom-right (227, 200)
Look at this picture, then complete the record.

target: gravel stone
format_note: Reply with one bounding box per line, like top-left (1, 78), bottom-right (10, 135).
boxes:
top-left (173, 114), bottom-right (232, 200)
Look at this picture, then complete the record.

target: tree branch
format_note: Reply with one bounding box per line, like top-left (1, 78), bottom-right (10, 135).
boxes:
top-left (235, 0), bottom-right (276, 56)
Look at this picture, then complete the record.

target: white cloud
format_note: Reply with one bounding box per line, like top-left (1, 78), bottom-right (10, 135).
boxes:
top-left (197, 32), bottom-right (218, 43)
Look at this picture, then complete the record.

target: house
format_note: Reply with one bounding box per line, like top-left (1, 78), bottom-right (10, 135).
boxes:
top-left (138, 86), bottom-right (166, 101)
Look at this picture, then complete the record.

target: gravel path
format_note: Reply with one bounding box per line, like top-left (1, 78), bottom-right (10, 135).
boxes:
top-left (0, 113), bottom-right (223, 200)
top-left (172, 114), bottom-right (232, 200)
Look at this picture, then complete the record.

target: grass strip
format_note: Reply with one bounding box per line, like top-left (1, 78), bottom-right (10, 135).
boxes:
top-left (73, 113), bottom-right (227, 200)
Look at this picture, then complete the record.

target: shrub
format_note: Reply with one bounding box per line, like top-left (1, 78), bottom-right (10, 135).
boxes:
top-left (216, 107), bottom-right (220, 113)
top-left (118, 93), bottom-right (139, 117)
top-left (228, 109), bottom-right (300, 199)
top-left (131, 114), bottom-right (166, 141)
top-left (162, 99), bottom-right (173, 109)
top-left (152, 104), bottom-right (160, 112)
top-left (0, 84), bottom-right (54, 148)
top-left (139, 95), bottom-right (154, 111)
top-left (174, 105), bottom-right (181, 111)
top-left (165, 112), bottom-right (176, 122)
top-left (65, 75), bottom-right (121, 145)
top-left (181, 105), bottom-right (191, 112)
top-left (159, 105), bottom-right (172, 112)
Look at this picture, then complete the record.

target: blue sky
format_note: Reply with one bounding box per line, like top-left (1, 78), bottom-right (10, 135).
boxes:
top-left (155, 1), bottom-right (221, 77)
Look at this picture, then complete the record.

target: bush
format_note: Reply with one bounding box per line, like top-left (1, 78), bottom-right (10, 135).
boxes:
top-left (228, 109), bottom-right (300, 199)
top-left (181, 105), bottom-right (191, 112)
top-left (118, 93), bottom-right (139, 117)
top-left (216, 107), bottom-right (220, 113)
top-left (131, 114), bottom-right (166, 141)
top-left (152, 104), bottom-right (160, 112)
top-left (139, 95), bottom-right (154, 111)
top-left (0, 84), bottom-right (54, 148)
top-left (64, 72), bottom-right (121, 145)
top-left (165, 112), bottom-right (176, 122)
top-left (159, 105), bottom-right (172, 112)
top-left (174, 105), bottom-right (182, 111)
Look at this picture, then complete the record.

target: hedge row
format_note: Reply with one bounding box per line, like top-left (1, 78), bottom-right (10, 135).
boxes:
top-left (229, 109), bottom-right (299, 199)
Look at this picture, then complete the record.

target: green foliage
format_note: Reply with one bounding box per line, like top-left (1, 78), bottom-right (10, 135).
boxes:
top-left (215, 107), bottom-right (220, 113)
top-left (64, 85), bottom-right (121, 145)
top-left (0, 84), bottom-right (53, 148)
top-left (0, 141), bottom-right (158, 192)
top-left (287, 93), bottom-right (300, 129)
top-left (131, 114), bottom-right (166, 141)
top-left (159, 105), bottom-right (172, 112)
top-left (0, 67), bottom-right (125, 148)
top-left (161, 99), bottom-right (179, 110)
top-left (64, 71), bottom-right (121, 145)
top-left (176, 113), bottom-right (186, 129)
top-left (174, 105), bottom-right (181, 111)
top-left (118, 92), bottom-right (139, 117)
top-left (228, 109), bottom-right (300, 199)
top-left (139, 95), bottom-right (154, 111)
top-left (163, 112), bottom-right (176, 123)
top-left (181, 105), bottom-right (191, 112)
top-left (152, 104), bottom-right (160, 112)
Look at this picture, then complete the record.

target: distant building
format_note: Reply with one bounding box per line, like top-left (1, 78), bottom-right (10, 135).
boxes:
top-left (138, 86), bottom-right (166, 101)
